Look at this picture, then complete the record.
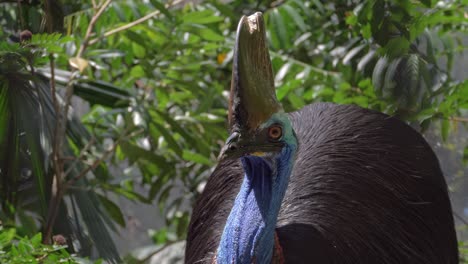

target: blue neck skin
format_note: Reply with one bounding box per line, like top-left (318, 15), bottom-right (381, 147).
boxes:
top-left (217, 145), bottom-right (296, 264)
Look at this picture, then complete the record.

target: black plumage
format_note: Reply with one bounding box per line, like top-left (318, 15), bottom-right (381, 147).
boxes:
top-left (186, 103), bottom-right (458, 264)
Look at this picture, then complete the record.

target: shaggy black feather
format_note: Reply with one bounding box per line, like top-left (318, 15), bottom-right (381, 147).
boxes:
top-left (185, 103), bottom-right (458, 264)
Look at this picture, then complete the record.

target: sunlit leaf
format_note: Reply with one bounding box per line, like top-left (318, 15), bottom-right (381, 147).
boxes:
top-left (69, 57), bottom-right (89, 73)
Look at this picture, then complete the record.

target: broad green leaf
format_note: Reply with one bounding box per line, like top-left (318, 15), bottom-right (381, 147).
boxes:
top-left (343, 44), bottom-right (366, 65)
top-left (357, 49), bottom-right (376, 71)
top-left (384, 37), bottom-right (410, 58)
top-left (150, 121), bottom-right (182, 156)
top-left (277, 79), bottom-right (302, 101)
top-left (268, 8), bottom-right (288, 49)
top-left (74, 80), bottom-right (131, 107)
top-left (282, 4), bottom-right (307, 32)
top-left (130, 65), bottom-right (145, 78)
top-left (404, 54), bottom-right (420, 102)
top-left (0, 228), bottom-right (16, 249)
top-left (120, 141), bottom-right (169, 169)
top-left (132, 42), bottom-right (146, 58)
top-left (158, 184), bottom-right (173, 211)
top-left (382, 58), bottom-right (402, 99)
top-left (182, 10), bottom-right (224, 24)
top-left (182, 150), bottom-right (212, 165)
top-left (149, 0), bottom-right (172, 19)
top-left (372, 56), bottom-right (389, 95)
top-left (419, 0), bottom-right (432, 8)
top-left (197, 27), bottom-right (224, 42)
top-left (97, 194), bottom-right (126, 228)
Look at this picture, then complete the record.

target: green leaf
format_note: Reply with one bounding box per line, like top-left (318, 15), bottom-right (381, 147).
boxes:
top-left (197, 28), bottom-right (224, 42)
top-left (282, 4), bottom-right (307, 32)
top-left (343, 44), bottom-right (366, 65)
top-left (0, 228), bottom-right (16, 249)
top-left (158, 184), bottom-right (173, 211)
top-left (269, 8), bottom-right (288, 49)
top-left (357, 49), bottom-right (376, 71)
top-left (277, 79), bottom-right (301, 101)
top-left (182, 10), bottom-right (224, 24)
top-left (74, 80), bottom-right (131, 107)
top-left (120, 141), bottom-right (169, 169)
top-left (130, 65), bottom-right (145, 78)
top-left (182, 150), bottom-right (212, 165)
top-left (149, 121), bottom-right (182, 156)
top-left (384, 37), bottom-right (410, 58)
top-left (132, 42), bottom-right (146, 58)
top-left (419, 0), bottom-right (432, 8)
top-left (150, 0), bottom-right (172, 19)
top-left (288, 93), bottom-right (305, 109)
top-left (30, 233), bottom-right (42, 247)
top-left (97, 194), bottom-right (126, 228)
top-left (441, 119), bottom-right (449, 142)
top-left (382, 57), bottom-right (402, 99)
top-left (372, 56), bottom-right (389, 95)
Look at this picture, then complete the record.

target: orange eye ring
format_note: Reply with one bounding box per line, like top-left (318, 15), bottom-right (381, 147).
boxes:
top-left (268, 125), bottom-right (282, 140)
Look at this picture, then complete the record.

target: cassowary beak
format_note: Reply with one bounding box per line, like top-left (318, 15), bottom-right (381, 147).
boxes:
top-left (219, 12), bottom-right (283, 161)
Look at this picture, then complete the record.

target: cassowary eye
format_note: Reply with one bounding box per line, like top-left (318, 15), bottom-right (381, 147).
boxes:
top-left (268, 125), bottom-right (282, 140)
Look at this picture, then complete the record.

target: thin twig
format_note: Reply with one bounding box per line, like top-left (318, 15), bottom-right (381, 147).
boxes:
top-left (43, 0), bottom-right (53, 33)
top-left (449, 116), bottom-right (468, 123)
top-left (16, 0), bottom-right (25, 29)
top-left (49, 54), bottom-right (57, 109)
top-left (88, 0), bottom-right (181, 45)
top-left (44, 48), bottom-right (62, 246)
top-left (136, 240), bottom-right (183, 264)
top-left (63, 128), bottom-right (143, 188)
top-left (76, 0), bottom-right (112, 58)
top-left (64, 137), bottom-right (96, 177)
top-left (59, 0), bottom-right (111, 168)
top-left (62, 137), bottom-right (120, 190)
top-left (454, 212), bottom-right (468, 226)
top-left (269, 51), bottom-right (341, 77)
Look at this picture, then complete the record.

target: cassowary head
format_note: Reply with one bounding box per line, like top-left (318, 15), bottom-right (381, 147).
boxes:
top-left (219, 12), bottom-right (296, 162)
top-left (216, 12), bottom-right (298, 264)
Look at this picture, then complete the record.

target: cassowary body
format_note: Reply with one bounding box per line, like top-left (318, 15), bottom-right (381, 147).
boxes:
top-left (185, 13), bottom-right (458, 264)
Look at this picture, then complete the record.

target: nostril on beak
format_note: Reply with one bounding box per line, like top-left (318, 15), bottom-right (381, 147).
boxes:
top-left (228, 145), bottom-right (237, 151)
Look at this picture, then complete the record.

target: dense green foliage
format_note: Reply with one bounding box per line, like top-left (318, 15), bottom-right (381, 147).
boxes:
top-left (0, 227), bottom-right (80, 264)
top-left (0, 0), bottom-right (467, 262)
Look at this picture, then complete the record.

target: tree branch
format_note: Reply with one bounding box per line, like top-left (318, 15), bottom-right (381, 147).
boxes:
top-left (136, 240), bottom-right (183, 264)
top-left (88, 0), bottom-right (181, 46)
top-left (76, 0), bottom-right (112, 58)
top-left (449, 116), bottom-right (468, 123)
top-left (44, 0), bottom-right (112, 244)
top-left (64, 137), bottom-right (96, 177)
top-left (62, 136), bottom-right (120, 190)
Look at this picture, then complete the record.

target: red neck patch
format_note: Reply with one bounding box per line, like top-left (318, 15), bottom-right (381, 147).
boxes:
top-left (272, 231), bottom-right (285, 264)
top-left (211, 232), bottom-right (285, 264)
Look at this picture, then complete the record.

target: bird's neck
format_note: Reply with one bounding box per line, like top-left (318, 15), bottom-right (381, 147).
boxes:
top-left (217, 146), bottom-right (295, 263)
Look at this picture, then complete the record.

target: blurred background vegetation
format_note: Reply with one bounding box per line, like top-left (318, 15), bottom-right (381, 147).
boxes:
top-left (0, 0), bottom-right (466, 263)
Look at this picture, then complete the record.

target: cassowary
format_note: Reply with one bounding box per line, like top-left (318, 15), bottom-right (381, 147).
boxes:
top-left (185, 12), bottom-right (458, 264)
